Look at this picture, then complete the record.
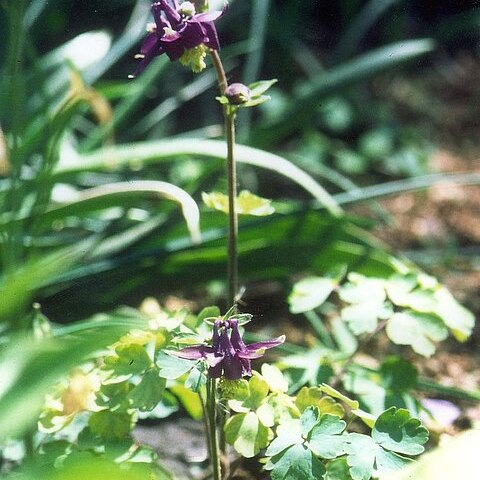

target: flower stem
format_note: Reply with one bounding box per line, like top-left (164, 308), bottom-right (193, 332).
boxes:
top-left (225, 111), bottom-right (238, 306)
top-left (199, 390), bottom-right (213, 464)
top-left (206, 378), bottom-right (221, 480)
top-left (210, 50), bottom-right (238, 307)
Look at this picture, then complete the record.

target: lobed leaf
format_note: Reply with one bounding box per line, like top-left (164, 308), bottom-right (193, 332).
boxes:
top-left (295, 387), bottom-right (344, 417)
top-left (289, 276), bottom-right (338, 314)
top-left (127, 369), bottom-right (166, 412)
top-left (307, 414), bottom-right (347, 459)
top-left (224, 411), bottom-right (271, 458)
top-left (265, 443), bottom-right (326, 480)
top-left (386, 311), bottom-right (448, 357)
top-left (373, 407), bottom-right (428, 456)
top-left (88, 410), bottom-right (134, 440)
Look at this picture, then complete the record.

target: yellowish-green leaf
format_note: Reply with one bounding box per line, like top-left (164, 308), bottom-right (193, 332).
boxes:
top-left (261, 364), bottom-right (288, 393)
top-left (202, 190), bottom-right (275, 216)
top-left (295, 387), bottom-right (344, 417)
top-left (320, 384), bottom-right (359, 410)
top-left (224, 411), bottom-right (271, 458)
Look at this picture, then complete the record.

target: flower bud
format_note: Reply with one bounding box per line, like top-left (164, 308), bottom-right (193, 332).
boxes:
top-left (225, 83), bottom-right (251, 105)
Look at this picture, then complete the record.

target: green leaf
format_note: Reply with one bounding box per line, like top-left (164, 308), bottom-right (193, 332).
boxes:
top-left (58, 139), bottom-right (341, 215)
top-left (381, 427), bottom-right (480, 480)
top-left (320, 384), bottom-right (359, 410)
top-left (17, 454), bottom-right (164, 480)
top-left (256, 402), bottom-right (275, 428)
top-left (169, 383), bottom-right (203, 420)
top-left (325, 458), bottom-right (354, 480)
top-left (248, 79), bottom-right (278, 97)
top-left (224, 411), bottom-right (271, 458)
top-left (339, 274), bottom-right (386, 304)
top-left (241, 95), bottom-right (272, 108)
top-left (104, 344), bottom-right (152, 376)
top-left (432, 286), bottom-right (474, 342)
top-left (266, 393), bottom-right (300, 425)
top-left (380, 357), bottom-right (418, 392)
top-left (345, 433), bottom-right (377, 480)
top-left (265, 443), bottom-right (326, 480)
top-left (77, 427), bottom-right (102, 451)
top-left (375, 449), bottom-right (412, 474)
top-left (265, 420), bottom-right (303, 457)
top-left (156, 351), bottom-right (194, 379)
top-left (341, 302), bottom-right (392, 335)
top-left (289, 276), bottom-right (338, 314)
top-left (197, 306), bottom-right (220, 325)
top-left (307, 414), bottom-right (347, 459)
top-left (345, 408), bottom-right (428, 479)
top-left (301, 406), bottom-right (320, 436)
top-left (386, 275), bottom-right (474, 342)
top-left (261, 363), bottom-right (288, 393)
top-left (127, 369), bottom-right (166, 412)
top-left (0, 325), bottom-right (137, 442)
top-left (184, 365), bottom-right (207, 392)
top-left (386, 311), bottom-right (448, 357)
top-left (229, 373), bottom-right (270, 412)
top-left (252, 39), bottom-right (435, 146)
top-left (373, 407), bottom-right (428, 456)
top-left (385, 274), bottom-right (420, 306)
top-left (249, 373), bottom-right (270, 408)
top-left (202, 190), bottom-right (275, 216)
top-left (295, 387), bottom-right (344, 417)
top-left (0, 241), bottom-right (92, 324)
top-left (88, 410), bottom-right (134, 439)
top-left (98, 381), bottom-right (132, 409)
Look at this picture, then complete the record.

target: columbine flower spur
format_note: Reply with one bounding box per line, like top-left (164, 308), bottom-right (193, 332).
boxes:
top-left (131, 0), bottom-right (224, 76)
top-left (175, 319), bottom-right (285, 380)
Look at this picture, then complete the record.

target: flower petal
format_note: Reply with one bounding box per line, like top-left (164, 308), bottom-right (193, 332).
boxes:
top-left (202, 21), bottom-right (220, 50)
top-left (194, 10), bottom-right (224, 23)
top-left (152, 3), bottom-right (168, 30)
top-left (173, 344), bottom-right (214, 360)
top-left (205, 352), bottom-right (224, 367)
top-left (239, 335), bottom-right (286, 359)
top-left (180, 22), bottom-right (208, 49)
top-left (229, 319), bottom-right (248, 351)
top-left (158, 0), bottom-right (181, 26)
top-left (161, 37), bottom-right (186, 60)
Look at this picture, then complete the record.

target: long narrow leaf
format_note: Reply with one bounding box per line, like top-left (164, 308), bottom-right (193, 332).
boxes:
top-left (54, 139), bottom-right (342, 216)
top-left (71, 181), bottom-right (201, 244)
top-left (252, 39), bottom-right (435, 146)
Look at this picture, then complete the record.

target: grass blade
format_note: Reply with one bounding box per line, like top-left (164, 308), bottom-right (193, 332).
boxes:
top-left (54, 139), bottom-right (342, 216)
top-left (252, 39), bottom-right (436, 146)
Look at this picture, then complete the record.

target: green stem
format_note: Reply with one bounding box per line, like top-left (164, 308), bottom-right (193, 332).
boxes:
top-left (225, 112), bottom-right (238, 306)
top-left (206, 378), bottom-right (221, 480)
top-left (210, 50), bottom-right (238, 306)
top-left (199, 390), bottom-right (213, 464)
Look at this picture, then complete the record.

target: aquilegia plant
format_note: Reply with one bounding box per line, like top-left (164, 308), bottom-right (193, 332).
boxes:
top-left (132, 1), bottom-right (283, 478)
top-left (125, 2), bottom-right (430, 479)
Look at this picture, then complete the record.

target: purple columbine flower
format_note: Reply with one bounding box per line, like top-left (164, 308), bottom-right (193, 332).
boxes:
top-left (131, 1), bottom-right (224, 76)
top-left (175, 319), bottom-right (285, 380)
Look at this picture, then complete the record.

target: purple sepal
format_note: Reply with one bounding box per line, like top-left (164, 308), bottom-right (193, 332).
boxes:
top-left (175, 318), bottom-right (285, 380)
top-left (131, 0), bottom-right (224, 77)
